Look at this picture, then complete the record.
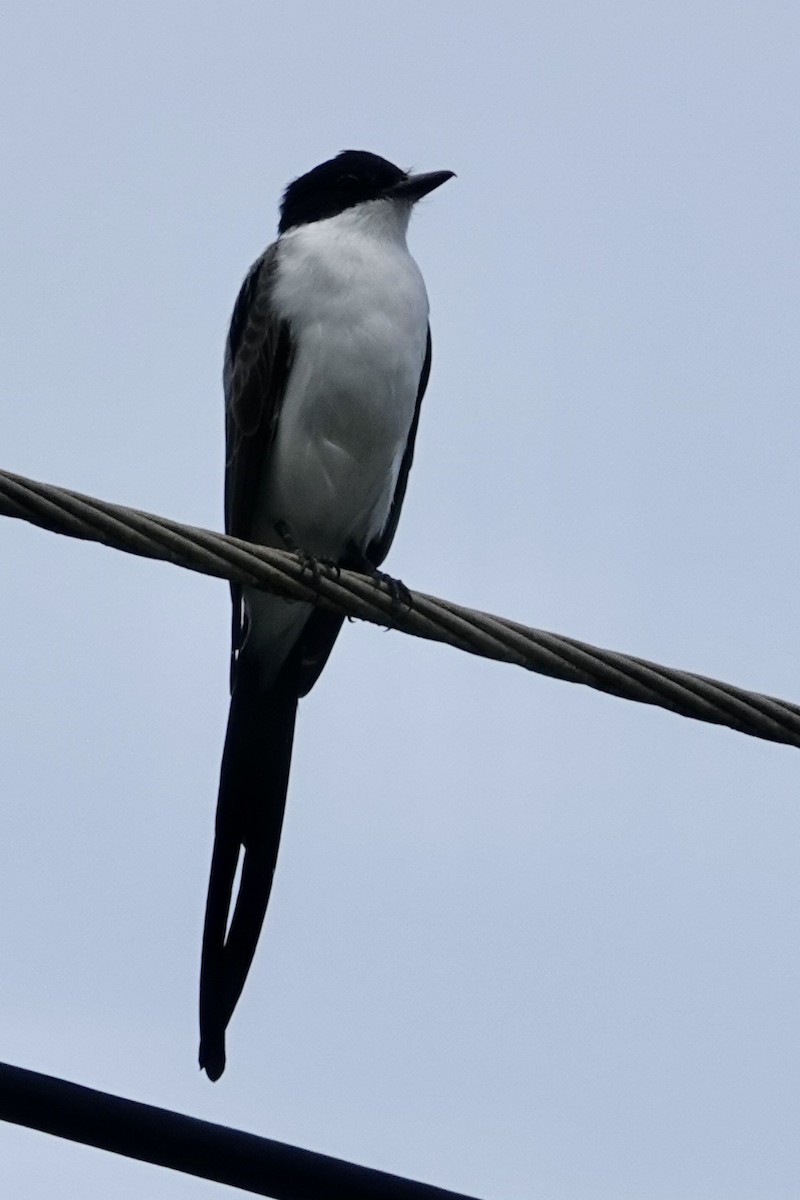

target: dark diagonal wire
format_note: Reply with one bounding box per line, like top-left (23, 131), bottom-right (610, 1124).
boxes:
top-left (0, 1060), bottom-right (479, 1199)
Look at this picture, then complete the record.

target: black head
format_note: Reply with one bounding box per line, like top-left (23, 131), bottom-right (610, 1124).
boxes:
top-left (278, 150), bottom-right (453, 234)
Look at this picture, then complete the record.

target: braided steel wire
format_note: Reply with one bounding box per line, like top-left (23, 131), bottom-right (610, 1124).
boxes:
top-left (2, 466), bottom-right (799, 748)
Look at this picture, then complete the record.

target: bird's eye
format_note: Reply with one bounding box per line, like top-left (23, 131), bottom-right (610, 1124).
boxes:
top-left (339, 174), bottom-right (360, 188)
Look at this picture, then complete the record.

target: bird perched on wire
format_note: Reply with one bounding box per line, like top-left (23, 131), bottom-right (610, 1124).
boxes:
top-left (199, 149), bottom-right (454, 1079)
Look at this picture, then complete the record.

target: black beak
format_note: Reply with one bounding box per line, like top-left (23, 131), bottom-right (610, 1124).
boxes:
top-left (385, 169), bottom-right (455, 202)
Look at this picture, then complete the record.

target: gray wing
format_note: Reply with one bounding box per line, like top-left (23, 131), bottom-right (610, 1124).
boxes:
top-left (223, 243), bottom-right (294, 682)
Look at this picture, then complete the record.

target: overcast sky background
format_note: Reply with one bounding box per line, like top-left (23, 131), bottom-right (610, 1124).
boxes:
top-left (2, 3), bottom-right (800, 1198)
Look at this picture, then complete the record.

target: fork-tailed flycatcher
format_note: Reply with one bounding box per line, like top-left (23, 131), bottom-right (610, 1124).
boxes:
top-left (199, 149), bottom-right (453, 1079)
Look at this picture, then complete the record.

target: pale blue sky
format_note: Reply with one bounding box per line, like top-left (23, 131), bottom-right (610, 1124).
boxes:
top-left (2, 3), bottom-right (800, 1197)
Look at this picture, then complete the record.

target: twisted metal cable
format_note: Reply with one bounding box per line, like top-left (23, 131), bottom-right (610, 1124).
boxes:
top-left (2, 466), bottom-right (799, 749)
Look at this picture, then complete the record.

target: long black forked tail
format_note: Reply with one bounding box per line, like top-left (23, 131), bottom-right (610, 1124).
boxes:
top-left (199, 649), bottom-right (300, 1081)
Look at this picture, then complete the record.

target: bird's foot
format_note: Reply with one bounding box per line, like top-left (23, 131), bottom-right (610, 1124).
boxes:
top-left (342, 541), bottom-right (413, 620)
top-left (369, 568), bottom-right (413, 615)
top-left (275, 521), bottom-right (340, 588)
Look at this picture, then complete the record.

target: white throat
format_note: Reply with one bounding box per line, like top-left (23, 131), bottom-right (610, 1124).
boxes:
top-left (312, 196), bottom-right (414, 246)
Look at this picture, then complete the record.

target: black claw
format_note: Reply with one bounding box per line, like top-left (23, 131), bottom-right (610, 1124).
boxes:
top-left (373, 569), bottom-right (413, 617)
top-left (298, 550), bottom-right (322, 583)
top-left (274, 521), bottom-right (340, 589)
top-left (340, 539), bottom-right (413, 620)
top-left (359, 565), bottom-right (413, 624)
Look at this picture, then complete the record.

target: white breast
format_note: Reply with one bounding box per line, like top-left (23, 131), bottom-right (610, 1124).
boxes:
top-left (255, 199), bottom-right (429, 558)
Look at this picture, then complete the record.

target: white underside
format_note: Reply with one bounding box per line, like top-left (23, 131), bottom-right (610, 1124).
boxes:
top-left (243, 198), bottom-right (430, 672)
